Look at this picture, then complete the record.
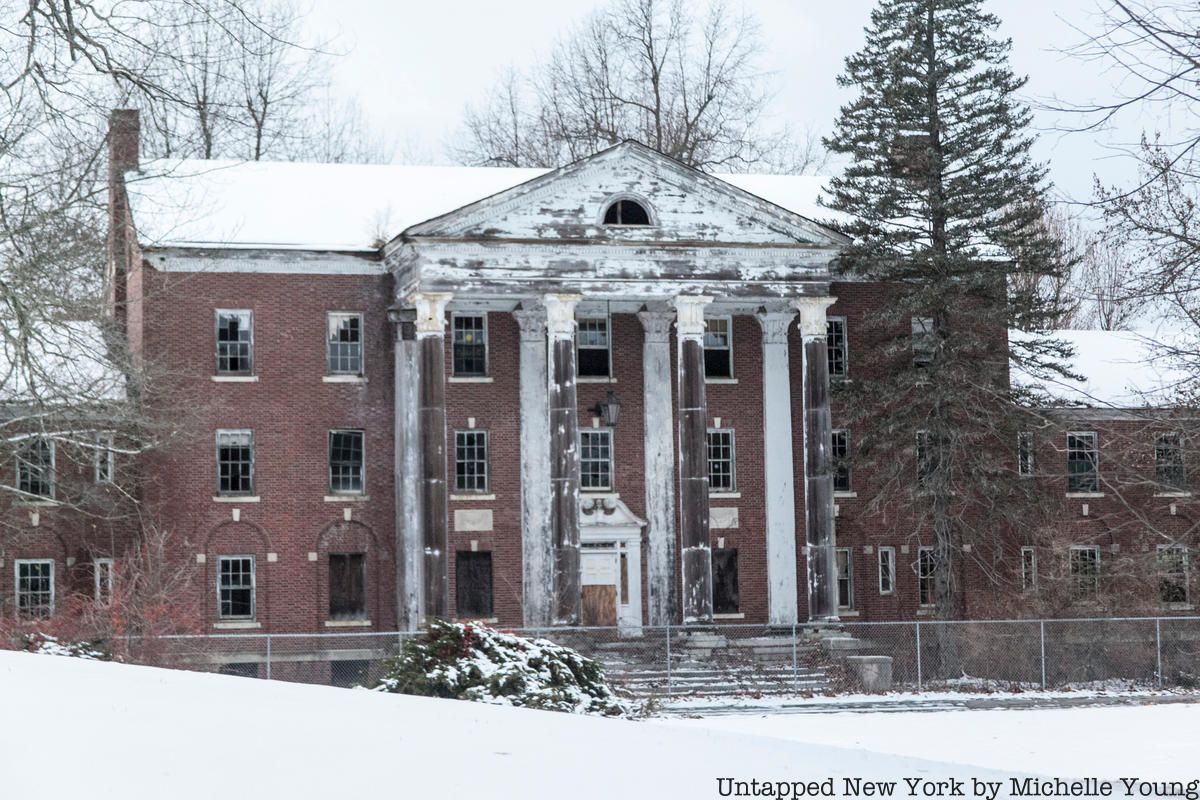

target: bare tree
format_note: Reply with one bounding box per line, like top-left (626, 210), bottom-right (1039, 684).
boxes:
top-left (453, 0), bottom-right (825, 173)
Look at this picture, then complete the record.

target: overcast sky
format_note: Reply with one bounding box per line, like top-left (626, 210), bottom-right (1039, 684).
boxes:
top-left (302, 0), bottom-right (1147, 204)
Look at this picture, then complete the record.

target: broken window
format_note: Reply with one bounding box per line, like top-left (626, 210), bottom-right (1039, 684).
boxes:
top-left (456, 551), bottom-right (493, 617)
top-left (452, 314), bottom-right (487, 377)
top-left (1155, 432), bottom-right (1186, 492)
top-left (1158, 545), bottom-right (1189, 605)
top-left (836, 548), bottom-right (854, 610)
top-left (329, 430), bottom-right (364, 494)
top-left (579, 429), bottom-right (613, 490)
top-left (916, 430), bottom-right (937, 487)
top-left (912, 316), bottom-right (936, 366)
top-left (218, 556), bottom-right (255, 619)
top-left (327, 312), bottom-right (363, 375)
top-left (712, 548), bottom-right (740, 614)
top-left (93, 558), bottom-right (114, 605)
top-left (603, 199), bottom-right (650, 226)
top-left (217, 430), bottom-right (254, 495)
top-left (832, 429), bottom-right (851, 492)
top-left (1021, 547), bottom-right (1037, 592)
top-left (1069, 545), bottom-right (1101, 600)
top-left (454, 430), bottom-right (489, 493)
top-left (329, 553), bottom-right (367, 620)
top-left (706, 429), bottom-right (736, 492)
top-left (878, 547), bottom-right (895, 595)
top-left (17, 437), bottom-right (54, 499)
top-left (577, 317), bottom-right (611, 378)
top-left (918, 547), bottom-right (936, 606)
top-left (216, 310), bottom-right (253, 374)
top-left (703, 317), bottom-right (733, 378)
top-left (1018, 431), bottom-right (1034, 477)
top-left (95, 432), bottom-right (115, 484)
top-left (15, 559), bottom-right (53, 618)
top-left (1067, 432), bottom-right (1099, 493)
top-left (827, 317), bottom-right (848, 378)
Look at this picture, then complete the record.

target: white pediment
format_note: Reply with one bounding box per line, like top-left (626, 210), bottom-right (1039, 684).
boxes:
top-left (580, 494), bottom-right (646, 540)
top-left (402, 142), bottom-right (847, 248)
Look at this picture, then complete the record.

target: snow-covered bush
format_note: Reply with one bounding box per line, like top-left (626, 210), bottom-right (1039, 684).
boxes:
top-left (18, 633), bottom-right (110, 661)
top-left (373, 621), bottom-right (631, 716)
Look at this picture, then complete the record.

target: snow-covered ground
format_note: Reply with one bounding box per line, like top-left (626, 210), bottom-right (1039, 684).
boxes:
top-left (0, 651), bottom-right (1012, 799)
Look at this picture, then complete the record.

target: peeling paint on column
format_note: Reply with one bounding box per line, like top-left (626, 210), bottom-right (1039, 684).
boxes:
top-left (545, 294), bottom-right (583, 626)
top-left (675, 296), bottom-right (713, 625)
top-left (391, 310), bottom-right (423, 631)
top-left (638, 309), bottom-right (677, 625)
top-left (514, 303), bottom-right (553, 628)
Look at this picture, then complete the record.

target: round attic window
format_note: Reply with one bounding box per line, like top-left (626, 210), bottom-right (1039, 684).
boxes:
top-left (603, 198), bottom-right (651, 226)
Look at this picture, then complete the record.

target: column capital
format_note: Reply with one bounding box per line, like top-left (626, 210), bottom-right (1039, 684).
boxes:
top-left (755, 310), bottom-right (796, 345)
top-left (512, 302), bottom-right (547, 342)
top-left (673, 295), bottom-right (713, 341)
top-left (791, 296), bottom-right (837, 339)
top-left (637, 309), bottom-right (675, 343)
top-left (406, 292), bottom-right (453, 337)
top-left (543, 294), bottom-right (582, 341)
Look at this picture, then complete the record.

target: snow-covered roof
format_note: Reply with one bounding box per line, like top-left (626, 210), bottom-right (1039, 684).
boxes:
top-left (0, 320), bottom-right (126, 406)
top-left (1011, 329), bottom-right (1189, 409)
top-left (125, 159), bottom-right (838, 252)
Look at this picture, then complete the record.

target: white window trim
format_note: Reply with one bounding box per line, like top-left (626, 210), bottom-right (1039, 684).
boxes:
top-left (1066, 431), bottom-right (1100, 492)
top-left (216, 429), bottom-right (255, 497)
top-left (16, 437), bottom-right (55, 501)
top-left (878, 546), bottom-right (896, 595)
top-left (95, 432), bottom-right (115, 484)
top-left (917, 545), bottom-right (936, 607)
top-left (832, 428), bottom-right (851, 493)
top-left (827, 316), bottom-right (849, 378)
top-left (576, 315), bottom-right (613, 379)
top-left (1017, 431), bottom-right (1034, 478)
top-left (328, 429), bottom-right (366, 496)
top-left (94, 558), bottom-right (115, 604)
top-left (703, 315), bottom-right (734, 380)
top-left (1069, 544), bottom-right (1101, 599)
top-left (326, 311), bottom-right (365, 377)
top-left (835, 547), bottom-right (854, 610)
top-left (451, 312), bottom-right (489, 378)
top-left (706, 428), bottom-right (736, 494)
top-left (215, 309), bottom-right (254, 376)
top-left (15, 558), bottom-right (54, 616)
top-left (217, 555), bottom-right (256, 621)
top-left (1020, 546), bottom-right (1037, 592)
top-left (580, 427), bottom-right (615, 492)
top-left (454, 429), bottom-right (490, 494)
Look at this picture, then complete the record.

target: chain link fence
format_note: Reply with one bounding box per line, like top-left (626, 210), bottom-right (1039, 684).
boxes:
top-left (101, 617), bottom-right (1200, 698)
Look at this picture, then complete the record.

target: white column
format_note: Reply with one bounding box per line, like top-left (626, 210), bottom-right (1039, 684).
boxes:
top-left (675, 295), bottom-right (714, 624)
top-left (638, 309), bottom-right (677, 626)
top-left (545, 293), bottom-right (583, 625)
top-left (757, 310), bottom-right (799, 627)
top-left (390, 309), bottom-right (423, 630)
top-left (513, 302), bottom-right (552, 628)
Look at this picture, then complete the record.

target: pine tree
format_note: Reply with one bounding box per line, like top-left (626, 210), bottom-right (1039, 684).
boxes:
top-left (824, 0), bottom-right (1074, 617)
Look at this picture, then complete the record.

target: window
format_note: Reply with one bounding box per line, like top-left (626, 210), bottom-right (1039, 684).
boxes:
top-left (706, 429), bottom-right (736, 492)
top-left (452, 314), bottom-right (487, 377)
top-left (17, 438), bottom-right (54, 499)
top-left (603, 199), bottom-right (650, 226)
top-left (1021, 547), bottom-right (1037, 592)
top-left (580, 429), bottom-right (613, 490)
top-left (329, 430), bottom-right (364, 494)
top-left (916, 430), bottom-right (936, 486)
top-left (1067, 432), bottom-right (1099, 493)
top-left (1018, 432), bottom-right (1034, 478)
top-left (918, 547), bottom-right (936, 606)
top-left (878, 547), bottom-right (895, 595)
top-left (703, 317), bottom-right (733, 378)
top-left (329, 553), bottom-right (367, 620)
top-left (456, 551), bottom-right (493, 617)
top-left (1070, 546), bottom-right (1101, 600)
top-left (216, 310), bottom-right (253, 374)
top-left (832, 429), bottom-right (851, 493)
top-left (836, 548), bottom-right (854, 610)
top-left (912, 316), bottom-right (936, 365)
top-left (577, 317), bottom-right (611, 378)
top-left (1158, 545), bottom-right (1189, 605)
top-left (1155, 433), bottom-right (1186, 492)
top-left (454, 431), bottom-right (489, 493)
top-left (94, 558), bottom-right (114, 605)
top-left (712, 549), bottom-right (740, 614)
top-left (218, 556), bottom-right (255, 619)
top-left (827, 317), bottom-right (847, 378)
top-left (327, 312), bottom-right (363, 375)
top-left (94, 432), bottom-right (114, 484)
top-left (15, 560), bottom-right (53, 618)
top-left (216, 430), bottom-right (254, 496)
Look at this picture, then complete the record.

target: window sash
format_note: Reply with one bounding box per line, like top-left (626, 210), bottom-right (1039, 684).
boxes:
top-left (918, 547), bottom-right (936, 606)
top-left (329, 553), bottom-right (367, 619)
top-left (835, 548), bottom-right (853, 609)
top-left (1155, 433), bottom-right (1186, 490)
top-left (832, 429), bottom-right (851, 492)
top-left (327, 313), bottom-right (363, 375)
top-left (1158, 545), bottom-right (1189, 604)
top-left (94, 558), bottom-right (115, 604)
top-left (15, 559), bottom-right (54, 617)
top-left (217, 430), bottom-right (255, 495)
top-left (95, 432), bottom-right (115, 484)
top-left (1017, 432), bottom-right (1034, 477)
top-left (454, 431), bottom-right (489, 493)
top-left (580, 429), bottom-right (613, 490)
top-left (912, 316), bottom-right (936, 365)
top-left (1021, 547), bottom-right (1037, 592)
top-left (218, 556), bottom-right (255, 619)
top-left (878, 547), bottom-right (895, 594)
top-left (329, 430), bottom-right (364, 494)
top-left (1069, 546), bottom-right (1101, 599)
top-left (703, 317), bottom-right (733, 379)
top-left (452, 314), bottom-right (488, 377)
top-left (706, 429), bottom-right (736, 492)
top-left (216, 310), bottom-right (253, 374)
top-left (827, 317), bottom-right (848, 377)
top-left (1067, 432), bottom-right (1099, 493)
top-left (17, 438), bottom-right (54, 498)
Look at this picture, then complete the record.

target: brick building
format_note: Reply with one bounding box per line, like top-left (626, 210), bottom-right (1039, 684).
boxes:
top-left (6, 110), bottom-right (1192, 633)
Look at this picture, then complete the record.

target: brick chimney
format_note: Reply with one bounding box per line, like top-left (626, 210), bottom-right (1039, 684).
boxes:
top-left (107, 109), bottom-right (140, 322)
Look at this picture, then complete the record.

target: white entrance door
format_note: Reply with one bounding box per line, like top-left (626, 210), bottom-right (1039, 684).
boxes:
top-left (580, 540), bottom-right (642, 635)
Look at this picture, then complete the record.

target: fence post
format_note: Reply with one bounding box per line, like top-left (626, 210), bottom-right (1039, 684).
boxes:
top-left (915, 620), bottom-right (922, 691)
top-left (1039, 620), bottom-right (1046, 690)
top-left (792, 623), bottom-right (799, 690)
top-left (1156, 618), bottom-right (1163, 688)
top-left (665, 621), bottom-right (672, 697)
top-left (265, 634), bottom-right (272, 681)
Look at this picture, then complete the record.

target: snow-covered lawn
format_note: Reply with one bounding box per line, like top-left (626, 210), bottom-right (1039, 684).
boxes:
top-left (0, 651), bottom-right (1011, 799)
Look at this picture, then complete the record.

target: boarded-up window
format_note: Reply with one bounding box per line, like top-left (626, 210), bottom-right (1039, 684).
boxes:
top-left (456, 551), bottom-right (493, 617)
top-left (711, 548), bottom-right (739, 614)
top-left (329, 553), bottom-right (366, 620)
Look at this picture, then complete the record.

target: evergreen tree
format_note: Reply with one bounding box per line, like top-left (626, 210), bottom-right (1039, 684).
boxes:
top-left (824, 0), bottom-right (1074, 617)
